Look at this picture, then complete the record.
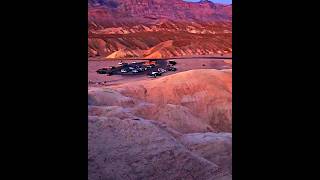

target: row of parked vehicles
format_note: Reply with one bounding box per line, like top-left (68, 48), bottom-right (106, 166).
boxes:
top-left (120, 62), bottom-right (154, 74)
top-left (147, 64), bottom-right (177, 78)
top-left (96, 60), bottom-right (177, 77)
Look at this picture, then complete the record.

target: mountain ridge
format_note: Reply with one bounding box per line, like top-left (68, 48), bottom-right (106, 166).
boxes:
top-left (88, 0), bottom-right (232, 58)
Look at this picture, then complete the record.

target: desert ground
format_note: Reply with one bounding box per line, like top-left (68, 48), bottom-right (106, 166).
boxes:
top-left (88, 57), bottom-right (232, 180)
top-left (88, 0), bottom-right (232, 180)
top-left (88, 0), bottom-right (232, 179)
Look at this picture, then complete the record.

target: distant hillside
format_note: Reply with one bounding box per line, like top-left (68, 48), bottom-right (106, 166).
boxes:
top-left (88, 0), bottom-right (232, 58)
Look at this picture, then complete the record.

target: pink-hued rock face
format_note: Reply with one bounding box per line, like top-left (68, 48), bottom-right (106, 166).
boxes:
top-left (88, 115), bottom-right (232, 180)
top-left (88, 69), bottom-right (232, 179)
top-left (88, 0), bottom-right (232, 58)
top-left (88, 0), bottom-right (231, 25)
top-left (111, 69), bottom-right (232, 133)
top-left (179, 132), bottom-right (232, 173)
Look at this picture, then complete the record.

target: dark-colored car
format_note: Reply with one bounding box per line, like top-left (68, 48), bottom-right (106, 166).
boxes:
top-left (146, 64), bottom-right (156, 69)
top-left (168, 60), bottom-right (177, 65)
top-left (96, 68), bottom-right (109, 74)
top-left (106, 72), bottom-right (113, 76)
top-left (167, 66), bottom-right (177, 71)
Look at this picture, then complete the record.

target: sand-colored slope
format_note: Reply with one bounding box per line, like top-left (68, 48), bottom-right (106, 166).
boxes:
top-left (112, 69), bottom-right (232, 132)
top-left (144, 40), bottom-right (174, 58)
top-left (106, 49), bottom-right (141, 58)
top-left (180, 132), bottom-right (232, 173)
top-left (89, 114), bottom-right (231, 180)
top-left (88, 69), bottom-right (232, 179)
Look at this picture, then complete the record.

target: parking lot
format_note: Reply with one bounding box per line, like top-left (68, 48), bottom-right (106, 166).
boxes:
top-left (88, 57), bottom-right (232, 86)
top-left (97, 60), bottom-right (169, 76)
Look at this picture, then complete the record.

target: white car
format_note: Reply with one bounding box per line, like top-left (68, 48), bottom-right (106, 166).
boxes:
top-left (121, 69), bottom-right (128, 73)
top-left (148, 71), bottom-right (161, 78)
top-left (158, 68), bottom-right (166, 73)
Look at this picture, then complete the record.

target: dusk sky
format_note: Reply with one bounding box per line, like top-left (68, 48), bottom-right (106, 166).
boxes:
top-left (184, 0), bottom-right (232, 4)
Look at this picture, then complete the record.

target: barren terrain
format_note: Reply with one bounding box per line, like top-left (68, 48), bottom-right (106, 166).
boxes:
top-left (88, 0), bottom-right (232, 58)
top-left (88, 1), bottom-right (232, 179)
top-left (88, 62), bottom-right (232, 179)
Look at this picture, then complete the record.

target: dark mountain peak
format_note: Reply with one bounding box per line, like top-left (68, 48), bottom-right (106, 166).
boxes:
top-left (88, 0), bottom-right (232, 58)
top-left (199, 0), bottom-right (211, 3)
top-left (89, 0), bottom-right (231, 25)
top-left (89, 0), bottom-right (119, 7)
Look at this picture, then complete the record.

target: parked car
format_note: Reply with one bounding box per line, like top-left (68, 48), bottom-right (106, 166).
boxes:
top-left (146, 64), bottom-right (156, 68)
top-left (158, 68), bottom-right (166, 73)
top-left (168, 60), bottom-right (177, 65)
top-left (119, 62), bottom-right (128, 66)
top-left (132, 69), bottom-right (139, 73)
top-left (167, 66), bottom-right (177, 71)
top-left (138, 67), bottom-right (145, 72)
top-left (121, 69), bottom-right (128, 73)
top-left (148, 71), bottom-right (162, 78)
top-left (106, 72), bottom-right (113, 76)
top-left (96, 68), bottom-right (108, 74)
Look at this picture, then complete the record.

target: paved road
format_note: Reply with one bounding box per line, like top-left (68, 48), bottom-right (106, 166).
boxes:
top-left (168, 56), bottom-right (232, 60)
top-left (89, 56), bottom-right (232, 61)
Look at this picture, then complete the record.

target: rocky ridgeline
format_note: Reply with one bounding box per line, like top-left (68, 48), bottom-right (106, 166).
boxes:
top-left (88, 0), bottom-right (231, 25)
top-left (88, 0), bottom-right (232, 58)
top-left (88, 23), bottom-right (232, 58)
